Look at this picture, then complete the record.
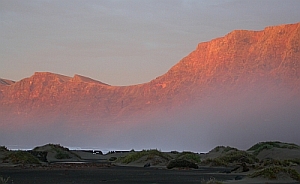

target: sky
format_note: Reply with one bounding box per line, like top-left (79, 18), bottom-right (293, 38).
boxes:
top-left (1, 0), bottom-right (300, 86)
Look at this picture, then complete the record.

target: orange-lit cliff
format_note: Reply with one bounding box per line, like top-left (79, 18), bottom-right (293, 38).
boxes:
top-left (0, 23), bottom-right (300, 149)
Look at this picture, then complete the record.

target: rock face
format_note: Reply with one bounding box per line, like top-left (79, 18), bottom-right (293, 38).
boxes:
top-left (1, 23), bottom-right (300, 148)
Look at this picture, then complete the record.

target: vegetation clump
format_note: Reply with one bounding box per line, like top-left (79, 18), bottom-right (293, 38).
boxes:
top-left (287, 158), bottom-right (300, 165)
top-left (248, 141), bottom-right (300, 156)
top-left (3, 151), bottom-right (40, 165)
top-left (109, 157), bottom-right (117, 161)
top-left (33, 144), bottom-right (81, 160)
top-left (249, 166), bottom-right (300, 181)
top-left (0, 146), bottom-right (8, 152)
top-left (203, 150), bottom-right (258, 166)
top-left (258, 158), bottom-right (300, 168)
top-left (212, 146), bottom-right (238, 153)
top-left (119, 149), bottom-right (171, 164)
top-left (47, 144), bottom-right (72, 159)
top-left (176, 151), bottom-right (201, 164)
top-left (167, 159), bottom-right (198, 169)
top-left (222, 146), bottom-right (238, 153)
top-left (27, 151), bottom-right (48, 162)
top-left (49, 144), bottom-right (70, 151)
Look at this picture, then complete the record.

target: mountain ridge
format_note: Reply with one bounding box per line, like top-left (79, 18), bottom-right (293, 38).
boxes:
top-left (1, 23), bottom-right (300, 118)
top-left (1, 22), bottom-right (300, 149)
top-left (2, 23), bottom-right (299, 88)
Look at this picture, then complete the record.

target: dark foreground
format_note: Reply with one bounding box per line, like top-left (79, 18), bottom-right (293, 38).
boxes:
top-left (0, 165), bottom-right (243, 184)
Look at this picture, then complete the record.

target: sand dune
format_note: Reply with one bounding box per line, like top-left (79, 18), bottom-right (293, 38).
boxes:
top-left (1, 141), bottom-right (300, 183)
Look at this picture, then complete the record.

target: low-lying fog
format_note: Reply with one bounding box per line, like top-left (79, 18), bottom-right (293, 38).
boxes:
top-left (1, 83), bottom-right (300, 152)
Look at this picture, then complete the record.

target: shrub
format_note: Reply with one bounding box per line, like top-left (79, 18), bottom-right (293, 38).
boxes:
top-left (281, 144), bottom-right (300, 149)
top-left (47, 144), bottom-right (79, 159)
top-left (120, 149), bottom-right (171, 164)
top-left (176, 151), bottom-right (201, 163)
top-left (288, 158), bottom-right (300, 165)
top-left (49, 144), bottom-right (70, 151)
top-left (202, 158), bottom-right (227, 166)
top-left (253, 144), bottom-right (275, 156)
top-left (167, 159), bottom-right (198, 169)
top-left (0, 146), bottom-right (8, 152)
top-left (120, 150), bottom-right (149, 164)
top-left (222, 146), bottom-right (238, 153)
top-left (203, 150), bottom-right (258, 166)
top-left (248, 141), bottom-right (300, 156)
top-left (109, 157), bottom-right (117, 161)
top-left (261, 158), bottom-right (282, 166)
top-left (248, 142), bottom-right (279, 151)
top-left (3, 151), bottom-right (40, 164)
top-left (249, 166), bottom-right (300, 181)
top-left (257, 158), bottom-right (300, 168)
top-left (210, 146), bottom-right (238, 153)
top-left (212, 146), bottom-right (224, 152)
top-left (27, 151), bottom-right (48, 162)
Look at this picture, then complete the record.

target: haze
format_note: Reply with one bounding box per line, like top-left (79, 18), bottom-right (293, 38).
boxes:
top-left (2, 81), bottom-right (299, 153)
top-left (1, 1), bottom-right (300, 152)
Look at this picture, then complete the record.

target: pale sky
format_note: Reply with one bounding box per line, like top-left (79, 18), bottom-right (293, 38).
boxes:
top-left (1, 0), bottom-right (300, 86)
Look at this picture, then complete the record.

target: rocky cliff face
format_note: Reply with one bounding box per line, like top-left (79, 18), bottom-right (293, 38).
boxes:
top-left (156, 23), bottom-right (300, 90)
top-left (1, 23), bottom-right (300, 142)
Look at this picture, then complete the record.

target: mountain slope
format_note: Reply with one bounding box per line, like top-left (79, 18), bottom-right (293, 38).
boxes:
top-left (1, 22), bottom-right (300, 122)
top-left (1, 22), bottom-right (300, 150)
top-left (0, 78), bottom-right (15, 86)
top-left (154, 22), bottom-right (300, 91)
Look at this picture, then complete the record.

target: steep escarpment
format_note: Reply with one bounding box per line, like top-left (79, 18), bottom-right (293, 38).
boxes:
top-left (0, 22), bottom-right (300, 130)
top-left (154, 23), bottom-right (300, 91)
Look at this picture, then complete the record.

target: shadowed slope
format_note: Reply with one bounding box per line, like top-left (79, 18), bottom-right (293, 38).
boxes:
top-left (0, 78), bottom-right (15, 86)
